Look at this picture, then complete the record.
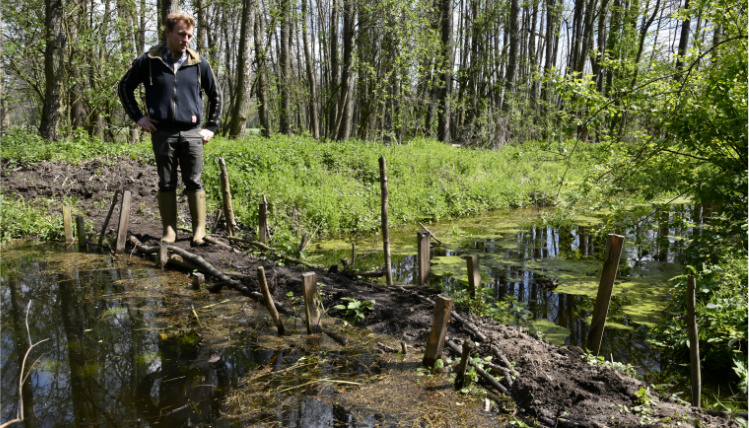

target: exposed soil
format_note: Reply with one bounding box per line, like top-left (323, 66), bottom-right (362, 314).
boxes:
top-left (1, 158), bottom-right (738, 427)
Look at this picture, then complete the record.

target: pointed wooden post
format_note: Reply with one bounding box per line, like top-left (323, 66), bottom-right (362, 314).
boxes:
top-left (686, 274), bottom-right (701, 407)
top-left (302, 272), bottom-right (321, 334)
top-left (423, 295), bottom-right (454, 367)
top-left (418, 232), bottom-right (430, 285)
top-left (379, 156), bottom-right (393, 286)
top-left (465, 254), bottom-right (480, 297)
top-left (75, 216), bottom-right (87, 251)
top-left (259, 199), bottom-right (268, 244)
top-left (115, 190), bottom-right (132, 254)
top-left (98, 190), bottom-right (120, 247)
top-left (63, 206), bottom-right (74, 244)
top-left (218, 157), bottom-right (237, 237)
top-left (258, 266), bottom-right (285, 335)
top-left (586, 234), bottom-right (625, 355)
top-left (159, 242), bottom-right (168, 270)
top-left (454, 340), bottom-right (473, 390)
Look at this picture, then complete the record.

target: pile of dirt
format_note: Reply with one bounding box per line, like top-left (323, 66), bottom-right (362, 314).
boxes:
top-left (1, 158), bottom-right (738, 427)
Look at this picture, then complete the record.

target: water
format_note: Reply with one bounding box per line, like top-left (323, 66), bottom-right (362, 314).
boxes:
top-left (0, 244), bottom-right (417, 427)
top-left (0, 205), bottom-right (710, 425)
top-left (308, 205), bottom-right (701, 383)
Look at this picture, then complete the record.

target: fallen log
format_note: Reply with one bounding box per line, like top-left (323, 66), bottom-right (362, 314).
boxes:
top-left (128, 236), bottom-right (245, 290)
top-left (225, 236), bottom-right (321, 269)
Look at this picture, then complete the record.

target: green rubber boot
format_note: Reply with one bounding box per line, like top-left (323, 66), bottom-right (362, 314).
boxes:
top-left (187, 190), bottom-right (207, 246)
top-left (157, 190), bottom-right (178, 243)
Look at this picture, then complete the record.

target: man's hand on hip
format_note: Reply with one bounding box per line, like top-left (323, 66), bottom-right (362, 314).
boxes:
top-left (199, 129), bottom-right (214, 144)
top-left (137, 117), bottom-right (158, 132)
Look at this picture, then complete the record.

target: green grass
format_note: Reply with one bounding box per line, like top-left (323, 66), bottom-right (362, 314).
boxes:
top-left (199, 134), bottom-right (589, 246)
top-left (0, 128), bottom-right (599, 247)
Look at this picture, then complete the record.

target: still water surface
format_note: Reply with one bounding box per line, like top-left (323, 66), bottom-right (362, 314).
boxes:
top-left (1, 205), bottom-right (703, 425)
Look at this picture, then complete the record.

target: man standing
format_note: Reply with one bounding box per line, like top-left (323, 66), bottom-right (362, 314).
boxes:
top-left (118, 12), bottom-right (222, 246)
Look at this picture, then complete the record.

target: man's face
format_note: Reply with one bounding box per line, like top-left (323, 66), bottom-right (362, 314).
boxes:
top-left (165, 20), bottom-right (193, 55)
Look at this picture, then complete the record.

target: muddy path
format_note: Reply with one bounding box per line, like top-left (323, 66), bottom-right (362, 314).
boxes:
top-left (1, 158), bottom-right (737, 427)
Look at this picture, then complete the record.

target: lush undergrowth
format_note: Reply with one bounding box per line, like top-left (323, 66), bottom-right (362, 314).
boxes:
top-left (1, 128), bottom-right (599, 245)
top-left (2, 129), bottom-right (746, 405)
top-left (200, 134), bottom-right (590, 245)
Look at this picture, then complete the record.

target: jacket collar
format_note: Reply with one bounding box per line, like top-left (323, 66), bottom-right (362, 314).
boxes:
top-left (147, 44), bottom-right (200, 66)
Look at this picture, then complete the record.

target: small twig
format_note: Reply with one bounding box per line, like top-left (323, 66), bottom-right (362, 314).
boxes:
top-left (1, 302), bottom-right (49, 428)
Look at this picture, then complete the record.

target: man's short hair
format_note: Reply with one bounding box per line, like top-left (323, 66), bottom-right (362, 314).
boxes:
top-left (165, 12), bottom-right (195, 31)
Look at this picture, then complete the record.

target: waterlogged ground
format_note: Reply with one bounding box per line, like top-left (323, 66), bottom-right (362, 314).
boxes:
top-left (0, 244), bottom-right (497, 426)
top-left (1, 158), bottom-right (736, 427)
top-left (308, 206), bottom-right (692, 379)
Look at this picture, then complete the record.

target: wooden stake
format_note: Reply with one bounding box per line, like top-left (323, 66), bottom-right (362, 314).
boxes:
top-left (454, 340), bottom-right (473, 390)
top-left (212, 209), bottom-right (223, 231)
top-left (423, 295), bottom-right (454, 367)
top-left (298, 233), bottom-right (307, 257)
top-left (687, 274), bottom-right (701, 408)
top-left (75, 216), bottom-right (87, 251)
top-left (465, 254), bottom-right (480, 297)
top-left (259, 201), bottom-right (268, 244)
top-left (379, 156), bottom-right (393, 286)
top-left (258, 266), bottom-right (285, 335)
top-left (159, 242), bottom-right (168, 270)
top-left (98, 190), bottom-right (120, 247)
top-left (586, 234), bottom-right (625, 355)
top-left (418, 232), bottom-right (431, 285)
top-left (63, 206), bottom-right (73, 244)
top-left (115, 190), bottom-right (132, 254)
top-left (218, 158), bottom-right (237, 237)
top-left (302, 272), bottom-right (321, 334)
top-left (192, 272), bottom-right (205, 290)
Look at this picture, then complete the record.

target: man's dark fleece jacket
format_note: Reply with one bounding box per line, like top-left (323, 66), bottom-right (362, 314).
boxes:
top-left (118, 45), bottom-right (222, 133)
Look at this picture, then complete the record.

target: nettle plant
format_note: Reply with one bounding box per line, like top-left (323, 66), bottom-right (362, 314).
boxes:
top-left (334, 297), bottom-right (376, 323)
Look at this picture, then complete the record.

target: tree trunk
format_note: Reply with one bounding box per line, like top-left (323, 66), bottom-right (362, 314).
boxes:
top-left (227, 0), bottom-right (255, 138)
top-left (675, 0), bottom-right (690, 73)
top-left (196, 0), bottom-right (207, 53)
top-left (503, 0), bottom-right (520, 111)
top-left (335, 0), bottom-right (355, 141)
top-left (68, 0), bottom-right (88, 131)
top-left (436, 0), bottom-right (453, 142)
top-left (0, 8), bottom-right (9, 133)
top-left (40, 0), bottom-right (66, 141)
top-left (327, 0), bottom-right (339, 138)
top-left (159, 0), bottom-right (177, 43)
top-left (301, 0), bottom-right (320, 138)
top-left (279, 0), bottom-right (292, 134)
top-left (138, 0), bottom-right (146, 52)
top-left (253, 2), bottom-right (270, 137)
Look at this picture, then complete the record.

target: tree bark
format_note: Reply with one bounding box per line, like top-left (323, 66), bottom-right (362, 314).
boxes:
top-left (227, 0), bottom-right (255, 138)
top-left (503, 0), bottom-right (520, 111)
top-left (436, 0), bottom-right (453, 142)
top-left (68, 0), bottom-right (88, 131)
top-left (327, 0), bottom-right (339, 138)
top-left (40, 0), bottom-right (66, 141)
top-left (0, 8), bottom-right (9, 133)
top-left (335, 0), bottom-right (355, 141)
top-left (675, 0), bottom-right (690, 74)
top-left (196, 0), bottom-right (207, 53)
top-left (279, 0), bottom-right (292, 134)
top-left (301, 0), bottom-right (320, 138)
top-left (159, 0), bottom-right (177, 43)
top-left (253, 1), bottom-right (271, 137)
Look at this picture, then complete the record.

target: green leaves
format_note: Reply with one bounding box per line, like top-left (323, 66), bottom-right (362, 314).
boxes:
top-left (334, 297), bottom-right (376, 323)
